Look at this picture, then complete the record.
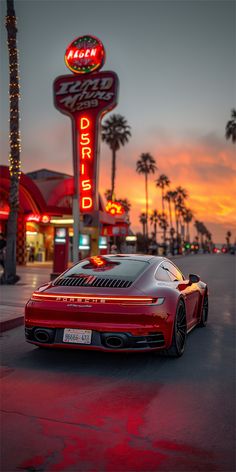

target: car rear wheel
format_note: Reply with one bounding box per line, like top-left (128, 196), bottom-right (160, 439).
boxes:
top-left (166, 300), bottom-right (187, 357)
top-left (199, 293), bottom-right (208, 327)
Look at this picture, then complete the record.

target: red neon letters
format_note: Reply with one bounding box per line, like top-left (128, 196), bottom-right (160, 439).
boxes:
top-left (53, 71), bottom-right (119, 215)
top-left (79, 117), bottom-right (93, 211)
top-left (64, 35), bottom-right (105, 75)
top-left (67, 48), bottom-right (97, 60)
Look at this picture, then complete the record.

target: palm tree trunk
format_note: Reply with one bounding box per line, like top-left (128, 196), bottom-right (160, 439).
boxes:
top-left (145, 173), bottom-right (148, 238)
top-left (168, 200), bottom-right (172, 227)
top-left (111, 147), bottom-right (116, 200)
top-left (162, 188), bottom-right (164, 213)
top-left (175, 205), bottom-right (179, 235)
top-left (2, 0), bottom-right (21, 284)
top-left (187, 221), bottom-right (190, 242)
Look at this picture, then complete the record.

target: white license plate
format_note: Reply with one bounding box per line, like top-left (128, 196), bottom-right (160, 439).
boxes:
top-left (63, 329), bottom-right (92, 344)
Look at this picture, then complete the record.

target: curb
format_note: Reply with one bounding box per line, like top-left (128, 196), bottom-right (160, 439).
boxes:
top-left (0, 315), bottom-right (24, 333)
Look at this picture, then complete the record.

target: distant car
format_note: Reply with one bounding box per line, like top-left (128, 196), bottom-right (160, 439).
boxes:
top-left (221, 245), bottom-right (227, 253)
top-left (25, 255), bottom-right (208, 357)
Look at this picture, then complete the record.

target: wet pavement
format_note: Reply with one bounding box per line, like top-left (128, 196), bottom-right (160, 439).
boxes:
top-left (0, 254), bottom-right (235, 471)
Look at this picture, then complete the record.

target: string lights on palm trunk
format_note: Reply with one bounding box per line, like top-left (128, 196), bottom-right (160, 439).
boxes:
top-left (6, 13), bottom-right (21, 179)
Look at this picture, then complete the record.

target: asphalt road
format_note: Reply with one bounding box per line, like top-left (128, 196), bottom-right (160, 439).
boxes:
top-left (1, 254), bottom-right (235, 472)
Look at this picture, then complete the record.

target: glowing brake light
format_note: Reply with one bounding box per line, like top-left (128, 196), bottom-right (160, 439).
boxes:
top-left (31, 292), bottom-right (164, 305)
top-left (89, 256), bottom-right (106, 267)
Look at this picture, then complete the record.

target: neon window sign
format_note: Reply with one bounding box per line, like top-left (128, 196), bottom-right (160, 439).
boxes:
top-left (105, 201), bottom-right (125, 216)
top-left (26, 214), bottom-right (50, 223)
top-left (65, 35), bottom-right (105, 75)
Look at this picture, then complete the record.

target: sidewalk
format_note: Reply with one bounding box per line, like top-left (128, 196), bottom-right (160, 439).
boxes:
top-left (0, 263), bottom-right (53, 332)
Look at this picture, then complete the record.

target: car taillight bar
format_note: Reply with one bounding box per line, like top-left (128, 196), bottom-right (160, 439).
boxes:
top-left (31, 292), bottom-right (161, 305)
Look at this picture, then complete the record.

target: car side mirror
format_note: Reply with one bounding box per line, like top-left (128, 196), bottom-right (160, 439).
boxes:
top-left (189, 273), bottom-right (200, 284)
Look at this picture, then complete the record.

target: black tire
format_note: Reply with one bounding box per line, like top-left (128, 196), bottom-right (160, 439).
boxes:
top-left (166, 300), bottom-right (187, 357)
top-left (199, 293), bottom-right (208, 327)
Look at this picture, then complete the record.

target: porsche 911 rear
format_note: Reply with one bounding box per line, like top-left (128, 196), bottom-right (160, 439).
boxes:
top-left (25, 255), bottom-right (177, 352)
top-left (25, 291), bottom-right (173, 352)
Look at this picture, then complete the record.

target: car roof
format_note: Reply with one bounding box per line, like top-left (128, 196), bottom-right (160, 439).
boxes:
top-left (106, 254), bottom-right (164, 264)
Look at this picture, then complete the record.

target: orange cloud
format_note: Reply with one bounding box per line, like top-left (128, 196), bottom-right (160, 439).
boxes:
top-left (99, 133), bottom-right (236, 243)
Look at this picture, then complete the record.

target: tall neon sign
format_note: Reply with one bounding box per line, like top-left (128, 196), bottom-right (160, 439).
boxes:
top-left (53, 35), bottom-right (119, 260)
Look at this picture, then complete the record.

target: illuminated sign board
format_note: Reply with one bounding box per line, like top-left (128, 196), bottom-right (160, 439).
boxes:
top-left (79, 234), bottom-right (90, 250)
top-left (55, 227), bottom-right (66, 243)
top-left (65, 35), bottom-right (105, 75)
top-left (105, 201), bottom-right (125, 216)
top-left (99, 236), bottom-right (107, 249)
top-left (26, 214), bottom-right (50, 223)
top-left (54, 69), bottom-right (119, 213)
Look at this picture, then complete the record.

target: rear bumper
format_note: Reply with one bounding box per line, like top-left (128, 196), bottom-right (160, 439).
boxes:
top-left (25, 326), bottom-right (166, 351)
top-left (25, 298), bottom-right (175, 351)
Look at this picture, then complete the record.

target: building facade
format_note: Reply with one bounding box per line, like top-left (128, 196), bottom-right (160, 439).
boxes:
top-left (0, 166), bottom-right (130, 264)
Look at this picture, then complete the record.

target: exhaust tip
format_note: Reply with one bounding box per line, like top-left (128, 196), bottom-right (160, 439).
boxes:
top-left (105, 336), bottom-right (124, 349)
top-left (34, 329), bottom-right (51, 343)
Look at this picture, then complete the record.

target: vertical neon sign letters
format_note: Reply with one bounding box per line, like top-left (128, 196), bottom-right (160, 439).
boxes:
top-left (79, 116), bottom-right (93, 211)
top-left (54, 40), bottom-right (119, 216)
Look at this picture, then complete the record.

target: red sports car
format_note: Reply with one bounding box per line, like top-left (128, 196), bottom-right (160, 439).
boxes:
top-left (25, 255), bottom-right (208, 357)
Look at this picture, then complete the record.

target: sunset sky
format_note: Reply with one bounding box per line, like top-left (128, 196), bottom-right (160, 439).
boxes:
top-left (1, 0), bottom-right (235, 243)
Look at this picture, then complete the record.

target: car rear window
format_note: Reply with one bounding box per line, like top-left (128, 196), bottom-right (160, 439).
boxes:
top-left (62, 257), bottom-right (149, 281)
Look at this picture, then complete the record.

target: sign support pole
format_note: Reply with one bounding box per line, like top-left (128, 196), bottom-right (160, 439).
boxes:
top-left (72, 196), bottom-right (79, 262)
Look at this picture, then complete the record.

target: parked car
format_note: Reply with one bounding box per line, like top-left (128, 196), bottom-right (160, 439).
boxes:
top-left (25, 255), bottom-right (208, 357)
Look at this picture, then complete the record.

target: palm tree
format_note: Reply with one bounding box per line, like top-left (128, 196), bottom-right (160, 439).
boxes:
top-left (225, 109), bottom-right (236, 143)
top-left (117, 198), bottom-right (131, 214)
top-left (194, 220), bottom-right (206, 248)
top-left (157, 212), bottom-right (169, 254)
top-left (2, 0), bottom-right (21, 284)
top-left (175, 186), bottom-right (188, 201)
top-left (182, 208), bottom-right (194, 242)
top-left (194, 220), bottom-right (201, 241)
top-left (155, 174), bottom-right (170, 213)
top-left (104, 189), bottom-right (112, 201)
top-left (150, 210), bottom-right (159, 242)
top-left (174, 186), bottom-right (188, 238)
top-left (139, 212), bottom-right (147, 238)
top-left (226, 230), bottom-right (232, 249)
top-left (136, 153), bottom-right (157, 238)
top-left (170, 190), bottom-right (178, 235)
top-left (164, 190), bottom-right (176, 229)
top-left (102, 114), bottom-right (131, 200)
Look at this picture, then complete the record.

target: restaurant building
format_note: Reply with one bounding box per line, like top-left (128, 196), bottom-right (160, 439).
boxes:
top-left (0, 165), bottom-right (131, 265)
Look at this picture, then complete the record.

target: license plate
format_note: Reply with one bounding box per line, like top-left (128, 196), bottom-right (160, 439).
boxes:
top-left (63, 329), bottom-right (92, 344)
